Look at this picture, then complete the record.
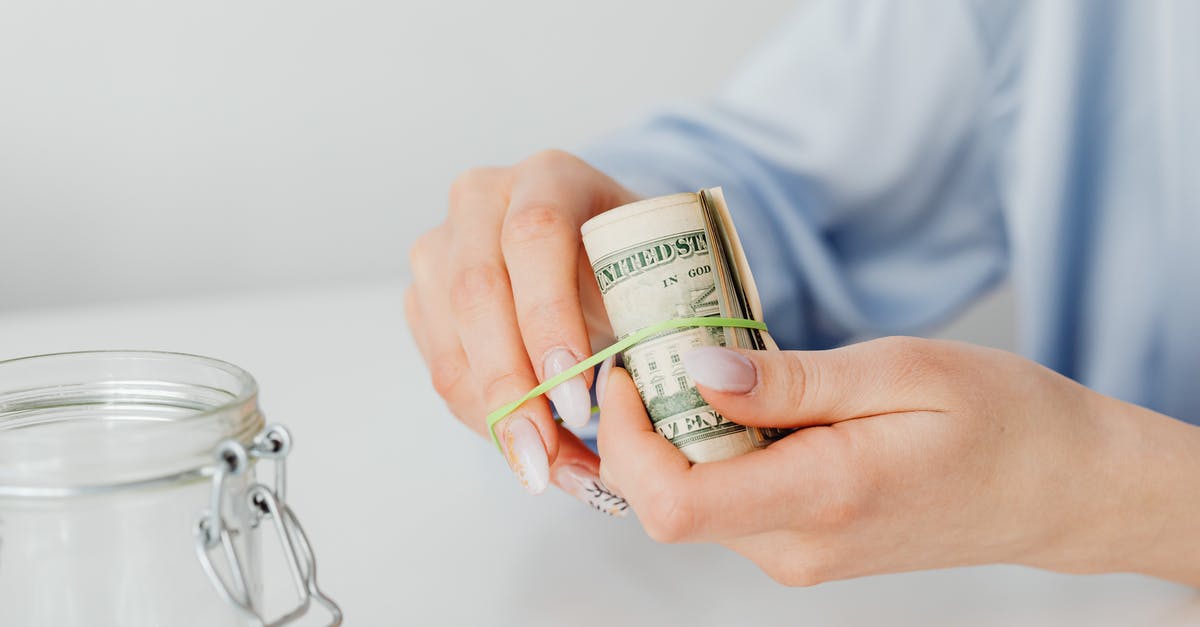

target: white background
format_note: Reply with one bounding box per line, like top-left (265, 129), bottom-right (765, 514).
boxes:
top-left (0, 0), bottom-right (1012, 347)
top-left (0, 0), bottom-right (791, 304)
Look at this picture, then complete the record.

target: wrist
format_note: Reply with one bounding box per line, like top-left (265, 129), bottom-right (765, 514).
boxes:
top-left (1092, 395), bottom-right (1200, 585)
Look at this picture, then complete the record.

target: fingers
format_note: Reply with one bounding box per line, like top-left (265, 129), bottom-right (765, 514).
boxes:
top-left (503, 151), bottom-right (636, 429)
top-left (680, 337), bottom-right (953, 429)
top-left (598, 366), bottom-right (828, 542)
top-left (550, 426), bottom-right (627, 518)
top-left (502, 171), bottom-right (593, 429)
top-left (408, 226), bottom-right (477, 425)
top-left (412, 151), bottom-right (639, 504)
top-left (446, 168), bottom-right (559, 492)
top-left (411, 233), bottom-right (609, 507)
top-left (597, 367), bottom-right (691, 492)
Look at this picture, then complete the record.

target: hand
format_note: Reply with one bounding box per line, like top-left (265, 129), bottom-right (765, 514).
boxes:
top-left (405, 150), bottom-right (638, 512)
top-left (598, 337), bottom-right (1200, 585)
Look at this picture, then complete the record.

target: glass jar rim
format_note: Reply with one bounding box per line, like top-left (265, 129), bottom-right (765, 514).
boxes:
top-left (0, 350), bottom-right (265, 498)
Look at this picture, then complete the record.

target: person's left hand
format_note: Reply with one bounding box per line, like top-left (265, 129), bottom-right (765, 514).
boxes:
top-left (597, 336), bottom-right (1200, 586)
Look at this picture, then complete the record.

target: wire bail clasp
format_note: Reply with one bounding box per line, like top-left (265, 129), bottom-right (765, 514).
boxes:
top-left (194, 424), bottom-right (342, 626)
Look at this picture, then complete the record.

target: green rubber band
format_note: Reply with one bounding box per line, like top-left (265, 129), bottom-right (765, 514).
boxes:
top-left (486, 316), bottom-right (767, 450)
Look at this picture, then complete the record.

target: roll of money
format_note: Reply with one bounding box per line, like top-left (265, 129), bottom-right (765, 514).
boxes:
top-left (581, 188), bottom-right (788, 463)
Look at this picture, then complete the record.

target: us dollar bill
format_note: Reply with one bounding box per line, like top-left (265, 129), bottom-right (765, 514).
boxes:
top-left (581, 188), bottom-right (788, 463)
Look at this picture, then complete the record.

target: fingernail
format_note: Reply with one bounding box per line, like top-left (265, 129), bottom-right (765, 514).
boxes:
top-left (544, 348), bottom-right (592, 429)
top-left (553, 464), bottom-right (628, 517)
top-left (595, 355), bottom-right (615, 411)
top-left (681, 347), bottom-right (757, 393)
top-left (500, 416), bottom-right (549, 494)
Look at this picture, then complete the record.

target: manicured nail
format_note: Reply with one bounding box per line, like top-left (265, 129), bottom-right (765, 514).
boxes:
top-left (681, 346), bottom-right (757, 393)
top-left (595, 355), bottom-right (615, 411)
top-left (553, 464), bottom-right (628, 517)
top-left (544, 348), bottom-right (592, 429)
top-left (500, 416), bottom-right (549, 494)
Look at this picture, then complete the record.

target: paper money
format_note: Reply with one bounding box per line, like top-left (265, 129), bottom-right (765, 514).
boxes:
top-left (581, 188), bottom-right (788, 463)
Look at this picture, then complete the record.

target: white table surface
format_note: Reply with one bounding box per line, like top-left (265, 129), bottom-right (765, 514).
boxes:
top-left (1, 280), bottom-right (1196, 627)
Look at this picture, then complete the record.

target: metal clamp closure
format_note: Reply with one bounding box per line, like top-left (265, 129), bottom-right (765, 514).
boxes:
top-left (194, 424), bottom-right (342, 626)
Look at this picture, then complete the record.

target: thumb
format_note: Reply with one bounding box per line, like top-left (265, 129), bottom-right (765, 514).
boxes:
top-left (680, 338), bottom-right (943, 428)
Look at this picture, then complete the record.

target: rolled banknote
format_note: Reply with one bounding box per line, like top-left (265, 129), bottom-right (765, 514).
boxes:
top-left (581, 188), bottom-right (788, 463)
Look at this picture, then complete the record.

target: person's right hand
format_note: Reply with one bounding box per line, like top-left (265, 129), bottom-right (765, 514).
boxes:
top-left (405, 150), bottom-right (638, 515)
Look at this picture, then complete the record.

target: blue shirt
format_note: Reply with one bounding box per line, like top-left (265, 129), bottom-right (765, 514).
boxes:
top-left (584, 0), bottom-right (1199, 424)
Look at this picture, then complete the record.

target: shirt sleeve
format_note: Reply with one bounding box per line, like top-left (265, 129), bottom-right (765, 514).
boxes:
top-left (581, 0), bottom-right (1011, 350)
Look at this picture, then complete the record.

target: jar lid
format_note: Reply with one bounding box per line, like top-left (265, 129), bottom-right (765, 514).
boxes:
top-left (0, 351), bottom-right (264, 498)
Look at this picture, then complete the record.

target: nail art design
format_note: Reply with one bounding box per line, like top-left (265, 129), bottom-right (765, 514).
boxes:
top-left (554, 465), bottom-right (629, 517)
top-left (582, 481), bottom-right (629, 517)
top-left (501, 417), bottom-right (549, 495)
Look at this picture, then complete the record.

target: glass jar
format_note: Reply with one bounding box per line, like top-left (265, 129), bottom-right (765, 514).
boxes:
top-left (0, 351), bottom-right (341, 626)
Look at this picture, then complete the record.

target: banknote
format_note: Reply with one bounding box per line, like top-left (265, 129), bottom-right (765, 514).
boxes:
top-left (581, 188), bottom-right (788, 463)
